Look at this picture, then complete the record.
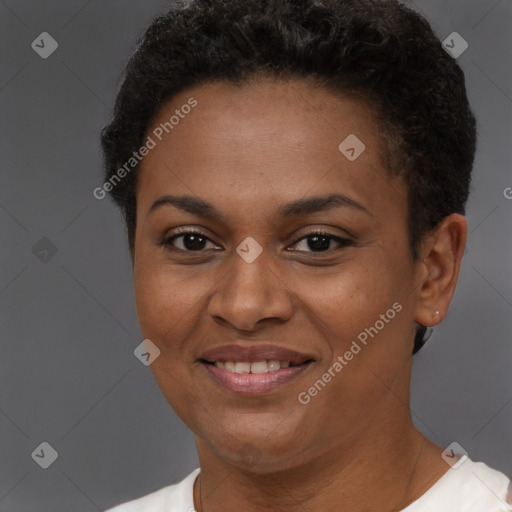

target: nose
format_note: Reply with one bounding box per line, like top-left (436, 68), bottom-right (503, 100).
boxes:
top-left (207, 249), bottom-right (294, 332)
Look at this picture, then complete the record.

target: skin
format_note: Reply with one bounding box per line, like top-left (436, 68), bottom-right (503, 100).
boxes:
top-left (133, 78), bottom-right (467, 511)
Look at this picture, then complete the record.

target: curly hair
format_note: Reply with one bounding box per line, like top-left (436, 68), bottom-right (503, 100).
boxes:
top-left (100, 0), bottom-right (477, 354)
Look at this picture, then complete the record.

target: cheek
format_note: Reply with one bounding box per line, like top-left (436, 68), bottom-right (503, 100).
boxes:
top-left (302, 262), bottom-right (398, 324)
top-left (302, 258), bottom-right (412, 365)
top-left (133, 248), bottom-right (179, 341)
top-left (133, 254), bottom-right (213, 350)
top-left (134, 266), bottom-right (182, 340)
top-left (133, 260), bottom-right (198, 415)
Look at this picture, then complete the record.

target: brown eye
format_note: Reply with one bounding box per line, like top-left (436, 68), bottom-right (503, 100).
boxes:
top-left (161, 230), bottom-right (219, 252)
top-left (289, 232), bottom-right (353, 253)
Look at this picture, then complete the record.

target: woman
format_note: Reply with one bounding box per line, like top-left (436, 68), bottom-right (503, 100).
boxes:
top-left (101, 0), bottom-right (511, 510)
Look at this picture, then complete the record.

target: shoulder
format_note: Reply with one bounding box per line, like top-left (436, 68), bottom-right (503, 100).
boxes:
top-left (103, 468), bottom-right (200, 512)
top-left (402, 458), bottom-right (511, 512)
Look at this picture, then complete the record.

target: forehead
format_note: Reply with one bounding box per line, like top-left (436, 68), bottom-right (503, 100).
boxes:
top-left (136, 78), bottom-right (406, 219)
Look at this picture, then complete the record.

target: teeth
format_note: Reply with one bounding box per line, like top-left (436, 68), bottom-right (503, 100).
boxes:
top-left (250, 361), bottom-right (268, 374)
top-left (234, 362), bottom-right (251, 374)
top-left (214, 360), bottom-right (294, 373)
top-left (225, 361), bottom-right (236, 372)
top-left (267, 360), bottom-right (280, 371)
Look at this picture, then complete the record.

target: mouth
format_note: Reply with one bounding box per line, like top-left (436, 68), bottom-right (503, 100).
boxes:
top-left (201, 359), bottom-right (307, 373)
top-left (198, 344), bottom-right (316, 395)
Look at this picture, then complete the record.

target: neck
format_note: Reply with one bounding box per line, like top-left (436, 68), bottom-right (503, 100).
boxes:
top-left (193, 420), bottom-right (448, 512)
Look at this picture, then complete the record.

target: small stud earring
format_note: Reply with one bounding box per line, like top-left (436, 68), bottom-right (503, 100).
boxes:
top-left (434, 310), bottom-right (440, 317)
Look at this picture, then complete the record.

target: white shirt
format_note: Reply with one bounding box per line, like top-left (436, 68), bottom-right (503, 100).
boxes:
top-left (104, 458), bottom-right (511, 512)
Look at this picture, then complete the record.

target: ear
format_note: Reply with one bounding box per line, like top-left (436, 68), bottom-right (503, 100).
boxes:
top-left (414, 213), bottom-right (467, 327)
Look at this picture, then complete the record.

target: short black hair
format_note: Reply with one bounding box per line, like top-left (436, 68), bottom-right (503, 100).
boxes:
top-left (100, 0), bottom-right (477, 354)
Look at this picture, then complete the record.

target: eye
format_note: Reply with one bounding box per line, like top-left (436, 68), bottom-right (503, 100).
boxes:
top-left (160, 229), bottom-right (220, 252)
top-left (288, 231), bottom-right (353, 253)
top-left (159, 229), bottom-right (352, 254)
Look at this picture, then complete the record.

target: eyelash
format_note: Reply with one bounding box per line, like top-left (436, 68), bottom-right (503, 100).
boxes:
top-left (159, 228), bottom-right (353, 254)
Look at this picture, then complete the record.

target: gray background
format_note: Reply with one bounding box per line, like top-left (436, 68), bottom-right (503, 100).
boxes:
top-left (0, 0), bottom-right (510, 510)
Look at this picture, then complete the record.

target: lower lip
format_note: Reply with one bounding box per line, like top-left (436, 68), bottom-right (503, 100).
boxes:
top-left (202, 362), bottom-right (312, 395)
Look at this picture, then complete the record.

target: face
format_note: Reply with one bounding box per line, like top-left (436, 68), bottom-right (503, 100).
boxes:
top-left (133, 78), bottom-right (423, 472)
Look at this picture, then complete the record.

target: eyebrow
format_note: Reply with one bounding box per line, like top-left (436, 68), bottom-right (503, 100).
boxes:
top-left (148, 193), bottom-right (372, 220)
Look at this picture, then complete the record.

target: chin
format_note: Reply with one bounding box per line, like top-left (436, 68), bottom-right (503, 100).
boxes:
top-left (198, 415), bottom-right (312, 473)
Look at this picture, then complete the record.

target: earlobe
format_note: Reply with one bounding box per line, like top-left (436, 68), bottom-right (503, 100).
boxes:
top-left (414, 214), bottom-right (467, 327)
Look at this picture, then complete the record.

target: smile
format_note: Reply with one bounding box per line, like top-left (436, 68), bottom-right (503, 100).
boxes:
top-left (198, 344), bottom-right (315, 395)
top-left (213, 360), bottom-right (291, 373)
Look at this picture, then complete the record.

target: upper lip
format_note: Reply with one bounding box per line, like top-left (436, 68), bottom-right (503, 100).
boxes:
top-left (199, 344), bottom-right (316, 364)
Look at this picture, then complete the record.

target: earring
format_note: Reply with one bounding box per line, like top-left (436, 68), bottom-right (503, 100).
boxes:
top-left (434, 310), bottom-right (440, 317)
